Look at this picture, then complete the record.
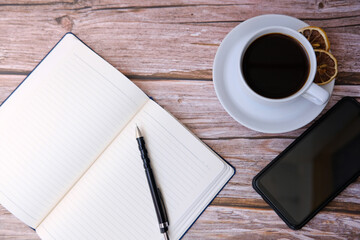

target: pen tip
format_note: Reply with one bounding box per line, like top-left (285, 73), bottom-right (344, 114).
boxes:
top-left (135, 125), bottom-right (142, 138)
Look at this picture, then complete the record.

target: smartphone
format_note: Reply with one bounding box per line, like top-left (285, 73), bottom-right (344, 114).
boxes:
top-left (253, 97), bottom-right (360, 230)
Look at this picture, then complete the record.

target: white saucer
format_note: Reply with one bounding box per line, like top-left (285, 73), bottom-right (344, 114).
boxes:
top-left (213, 14), bottom-right (334, 133)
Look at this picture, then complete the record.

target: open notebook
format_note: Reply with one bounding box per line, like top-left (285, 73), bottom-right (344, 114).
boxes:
top-left (0, 33), bottom-right (234, 240)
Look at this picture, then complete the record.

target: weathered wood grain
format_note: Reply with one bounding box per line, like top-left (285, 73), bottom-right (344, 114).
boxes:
top-left (0, 1), bottom-right (359, 80)
top-left (0, 206), bottom-right (38, 240)
top-left (1, 0), bottom-right (359, 20)
top-left (184, 205), bottom-right (360, 240)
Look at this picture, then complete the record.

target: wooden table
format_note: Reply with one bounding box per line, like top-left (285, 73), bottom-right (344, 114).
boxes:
top-left (1, 1), bottom-right (359, 239)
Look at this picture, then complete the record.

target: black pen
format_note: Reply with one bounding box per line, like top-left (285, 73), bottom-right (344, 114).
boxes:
top-left (135, 126), bottom-right (169, 240)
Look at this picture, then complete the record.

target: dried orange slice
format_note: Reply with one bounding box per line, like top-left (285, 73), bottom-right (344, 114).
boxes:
top-left (298, 26), bottom-right (330, 51)
top-left (314, 49), bottom-right (337, 85)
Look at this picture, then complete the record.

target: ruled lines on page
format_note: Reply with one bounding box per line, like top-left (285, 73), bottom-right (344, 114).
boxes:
top-left (37, 100), bottom-right (227, 240)
top-left (0, 34), bottom-right (148, 228)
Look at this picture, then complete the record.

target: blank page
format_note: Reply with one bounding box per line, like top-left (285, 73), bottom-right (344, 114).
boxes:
top-left (37, 100), bottom-right (234, 240)
top-left (0, 34), bottom-right (149, 228)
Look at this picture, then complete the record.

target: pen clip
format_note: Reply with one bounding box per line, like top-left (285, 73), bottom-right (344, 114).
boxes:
top-left (157, 188), bottom-right (169, 226)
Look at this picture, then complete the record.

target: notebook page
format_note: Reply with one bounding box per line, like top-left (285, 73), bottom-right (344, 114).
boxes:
top-left (0, 34), bottom-right (148, 228)
top-left (37, 100), bottom-right (234, 240)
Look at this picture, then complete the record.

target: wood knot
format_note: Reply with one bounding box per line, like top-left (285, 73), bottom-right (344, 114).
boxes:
top-left (318, 2), bottom-right (324, 9)
top-left (55, 15), bottom-right (74, 31)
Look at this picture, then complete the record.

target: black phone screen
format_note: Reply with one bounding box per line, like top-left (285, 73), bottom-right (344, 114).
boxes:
top-left (253, 97), bottom-right (360, 229)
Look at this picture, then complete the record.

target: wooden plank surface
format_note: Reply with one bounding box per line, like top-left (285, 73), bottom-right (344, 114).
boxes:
top-left (0, 1), bottom-right (359, 80)
top-left (0, 0), bottom-right (360, 239)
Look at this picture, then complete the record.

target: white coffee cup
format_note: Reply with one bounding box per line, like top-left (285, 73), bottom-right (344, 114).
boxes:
top-left (238, 26), bottom-right (329, 105)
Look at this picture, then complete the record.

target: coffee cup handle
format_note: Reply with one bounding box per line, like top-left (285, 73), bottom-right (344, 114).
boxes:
top-left (302, 83), bottom-right (329, 105)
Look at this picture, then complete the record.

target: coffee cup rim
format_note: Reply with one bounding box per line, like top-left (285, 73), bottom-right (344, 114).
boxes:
top-left (239, 26), bottom-right (317, 103)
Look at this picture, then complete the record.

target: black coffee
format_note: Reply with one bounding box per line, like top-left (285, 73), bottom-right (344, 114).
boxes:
top-left (242, 33), bottom-right (310, 99)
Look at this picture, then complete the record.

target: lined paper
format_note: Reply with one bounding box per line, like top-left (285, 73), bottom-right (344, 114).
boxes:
top-left (0, 34), bottom-right (148, 228)
top-left (37, 100), bottom-right (233, 240)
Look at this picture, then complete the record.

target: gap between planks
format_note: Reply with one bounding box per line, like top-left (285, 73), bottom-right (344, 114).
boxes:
top-left (0, 72), bottom-right (359, 85)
